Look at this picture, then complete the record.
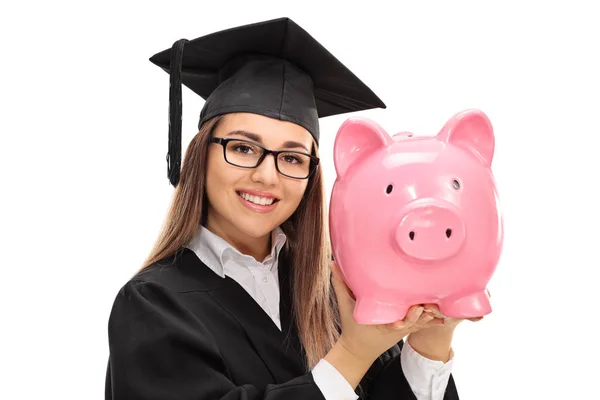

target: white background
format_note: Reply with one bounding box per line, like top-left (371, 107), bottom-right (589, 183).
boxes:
top-left (2, 1), bottom-right (599, 399)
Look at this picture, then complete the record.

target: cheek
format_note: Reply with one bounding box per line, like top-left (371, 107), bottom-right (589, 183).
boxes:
top-left (284, 181), bottom-right (309, 207)
top-left (205, 152), bottom-right (233, 199)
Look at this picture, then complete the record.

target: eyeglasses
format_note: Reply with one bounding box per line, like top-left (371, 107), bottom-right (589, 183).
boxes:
top-left (210, 137), bottom-right (320, 179)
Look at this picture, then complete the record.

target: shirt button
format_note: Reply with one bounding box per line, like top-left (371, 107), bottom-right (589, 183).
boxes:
top-left (262, 276), bottom-right (268, 282)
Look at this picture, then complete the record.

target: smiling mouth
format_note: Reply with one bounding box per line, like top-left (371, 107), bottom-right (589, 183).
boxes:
top-left (236, 191), bottom-right (280, 206)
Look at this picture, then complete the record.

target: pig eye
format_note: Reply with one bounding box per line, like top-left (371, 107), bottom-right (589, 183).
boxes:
top-left (452, 179), bottom-right (460, 190)
top-left (386, 184), bottom-right (394, 194)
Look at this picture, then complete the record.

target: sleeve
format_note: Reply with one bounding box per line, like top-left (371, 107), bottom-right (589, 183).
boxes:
top-left (400, 340), bottom-right (455, 400)
top-left (105, 280), bottom-right (326, 400)
top-left (312, 359), bottom-right (359, 400)
top-left (356, 340), bottom-right (459, 400)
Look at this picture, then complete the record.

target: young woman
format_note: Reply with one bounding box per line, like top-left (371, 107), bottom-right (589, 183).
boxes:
top-left (106, 17), bottom-right (480, 400)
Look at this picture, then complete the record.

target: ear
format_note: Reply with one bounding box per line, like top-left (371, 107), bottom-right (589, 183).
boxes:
top-left (437, 109), bottom-right (495, 166)
top-left (333, 117), bottom-right (392, 178)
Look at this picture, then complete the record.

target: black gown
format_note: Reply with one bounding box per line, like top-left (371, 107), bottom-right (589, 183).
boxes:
top-left (105, 247), bottom-right (459, 399)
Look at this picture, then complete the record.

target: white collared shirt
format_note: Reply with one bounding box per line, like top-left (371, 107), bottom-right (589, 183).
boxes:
top-left (186, 225), bottom-right (454, 400)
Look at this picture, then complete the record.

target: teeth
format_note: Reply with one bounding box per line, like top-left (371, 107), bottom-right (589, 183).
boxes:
top-left (239, 192), bottom-right (275, 205)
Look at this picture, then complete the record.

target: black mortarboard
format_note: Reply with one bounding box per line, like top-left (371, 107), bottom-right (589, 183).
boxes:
top-left (149, 17), bottom-right (386, 187)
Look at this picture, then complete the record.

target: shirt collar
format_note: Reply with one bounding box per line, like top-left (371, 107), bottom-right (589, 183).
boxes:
top-left (186, 225), bottom-right (287, 278)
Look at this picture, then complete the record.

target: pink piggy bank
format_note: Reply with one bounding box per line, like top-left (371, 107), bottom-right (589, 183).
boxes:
top-left (329, 109), bottom-right (503, 324)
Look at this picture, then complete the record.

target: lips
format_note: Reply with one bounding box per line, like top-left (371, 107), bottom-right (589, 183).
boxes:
top-left (236, 191), bottom-right (280, 206)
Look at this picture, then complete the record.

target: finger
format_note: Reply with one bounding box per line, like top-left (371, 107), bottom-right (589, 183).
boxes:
top-left (415, 312), bottom-right (436, 327)
top-left (390, 310), bottom-right (443, 333)
top-left (384, 306), bottom-right (422, 332)
top-left (329, 262), bottom-right (355, 312)
top-left (422, 304), bottom-right (445, 319)
top-left (410, 318), bottom-right (444, 332)
top-left (468, 316), bottom-right (484, 322)
top-left (403, 313), bottom-right (437, 334)
top-left (390, 320), bottom-right (405, 331)
top-left (424, 317), bottom-right (445, 327)
top-left (403, 305), bottom-right (425, 326)
top-left (329, 261), bottom-right (347, 296)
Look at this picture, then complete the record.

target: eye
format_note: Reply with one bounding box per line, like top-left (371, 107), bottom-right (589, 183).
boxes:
top-left (452, 179), bottom-right (460, 190)
top-left (231, 143), bottom-right (257, 155)
top-left (281, 154), bottom-right (303, 164)
top-left (386, 184), bottom-right (394, 194)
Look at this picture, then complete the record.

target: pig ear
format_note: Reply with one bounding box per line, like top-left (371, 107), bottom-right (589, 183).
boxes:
top-left (437, 109), bottom-right (495, 166)
top-left (334, 117), bottom-right (392, 178)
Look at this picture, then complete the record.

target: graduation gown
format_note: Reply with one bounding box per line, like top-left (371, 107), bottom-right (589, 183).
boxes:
top-left (105, 247), bottom-right (459, 399)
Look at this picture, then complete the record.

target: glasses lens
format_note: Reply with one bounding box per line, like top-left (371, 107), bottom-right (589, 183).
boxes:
top-left (276, 151), bottom-right (312, 178)
top-left (225, 139), bottom-right (313, 179)
top-left (225, 140), bottom-right (263, 167)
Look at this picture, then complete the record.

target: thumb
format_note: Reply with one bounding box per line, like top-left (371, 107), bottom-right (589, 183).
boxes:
top-left (329, 261), bottom-right (355, 313)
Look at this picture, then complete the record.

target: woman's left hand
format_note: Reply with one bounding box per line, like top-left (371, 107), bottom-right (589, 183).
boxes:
top-left (406, 290), bottom-right (490, 362)
top-left (419, 306), bottom-right (483, 330)
top-left (421, 288), bottom-right (490, 329)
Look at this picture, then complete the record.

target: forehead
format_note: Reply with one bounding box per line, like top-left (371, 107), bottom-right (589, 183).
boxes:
top-left (216, 113), bottom-right (314, 148)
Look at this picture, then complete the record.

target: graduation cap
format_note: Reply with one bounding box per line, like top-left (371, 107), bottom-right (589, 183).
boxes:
top-left (149, 17), bottom-right (386, 187)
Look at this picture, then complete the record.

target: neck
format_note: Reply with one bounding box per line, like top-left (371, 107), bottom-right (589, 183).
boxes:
top-left (205, 214), bottom-right (272, 262)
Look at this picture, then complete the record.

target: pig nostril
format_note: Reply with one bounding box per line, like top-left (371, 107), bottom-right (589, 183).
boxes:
top-left (445, 229), bottom-right (452, 238)
top-left (409, 231), bottom-right (415, 240)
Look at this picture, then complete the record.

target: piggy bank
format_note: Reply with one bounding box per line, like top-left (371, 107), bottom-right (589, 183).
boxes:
top-left (329, 109), bottom-right (503, 324)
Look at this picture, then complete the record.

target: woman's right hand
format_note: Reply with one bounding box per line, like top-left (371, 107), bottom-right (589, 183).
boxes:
top-left (328, 260), bottom-right (441, 365)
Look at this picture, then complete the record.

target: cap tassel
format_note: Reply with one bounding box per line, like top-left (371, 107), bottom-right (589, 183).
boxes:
top-left (167, 38), bottom-right (188, 187)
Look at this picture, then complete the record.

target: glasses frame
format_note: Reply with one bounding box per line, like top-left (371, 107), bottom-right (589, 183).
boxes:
top-left (210, 137), bottom-right (320, 180)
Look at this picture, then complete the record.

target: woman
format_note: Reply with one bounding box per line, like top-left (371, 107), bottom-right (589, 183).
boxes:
top-left (106, 17), bottom-right (477, 400)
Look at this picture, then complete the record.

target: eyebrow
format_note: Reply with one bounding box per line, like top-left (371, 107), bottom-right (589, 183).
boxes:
top-left (225, 130), bottom-right (310, 152)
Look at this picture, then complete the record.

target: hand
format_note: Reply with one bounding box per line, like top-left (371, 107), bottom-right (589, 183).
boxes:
top-left (420, 289), bottom-right (491, 330)
top-left (406, 291), bottom-right (490, 362)
top-left (329, 261), bottom-right (442, 364)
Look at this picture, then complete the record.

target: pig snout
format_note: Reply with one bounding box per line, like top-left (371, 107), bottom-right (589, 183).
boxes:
top-left (395, 201), bottom-right (465, 261)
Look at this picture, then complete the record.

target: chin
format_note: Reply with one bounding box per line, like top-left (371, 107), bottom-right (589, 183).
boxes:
top-left (234, 218), bottom-right (279, 239)
top-left (232, 192), bottom-right (292, 237)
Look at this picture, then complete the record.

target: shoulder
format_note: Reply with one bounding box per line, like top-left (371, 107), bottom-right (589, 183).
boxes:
top-left (106, 265), bottom-right (224, 366)
top-left (107, 248), bottom-right (225, 326)
top-left (131, 247), bottom-right (225, 292)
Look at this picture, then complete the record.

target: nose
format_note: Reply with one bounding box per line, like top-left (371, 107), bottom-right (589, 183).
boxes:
top-left (395, 200), bottom-right (465, 261)
top-left (252, 154), bottom-right (279, 185)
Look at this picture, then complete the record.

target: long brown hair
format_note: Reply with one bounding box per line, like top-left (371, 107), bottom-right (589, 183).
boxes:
top-left (140, 115), bottom-right (340, 370)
